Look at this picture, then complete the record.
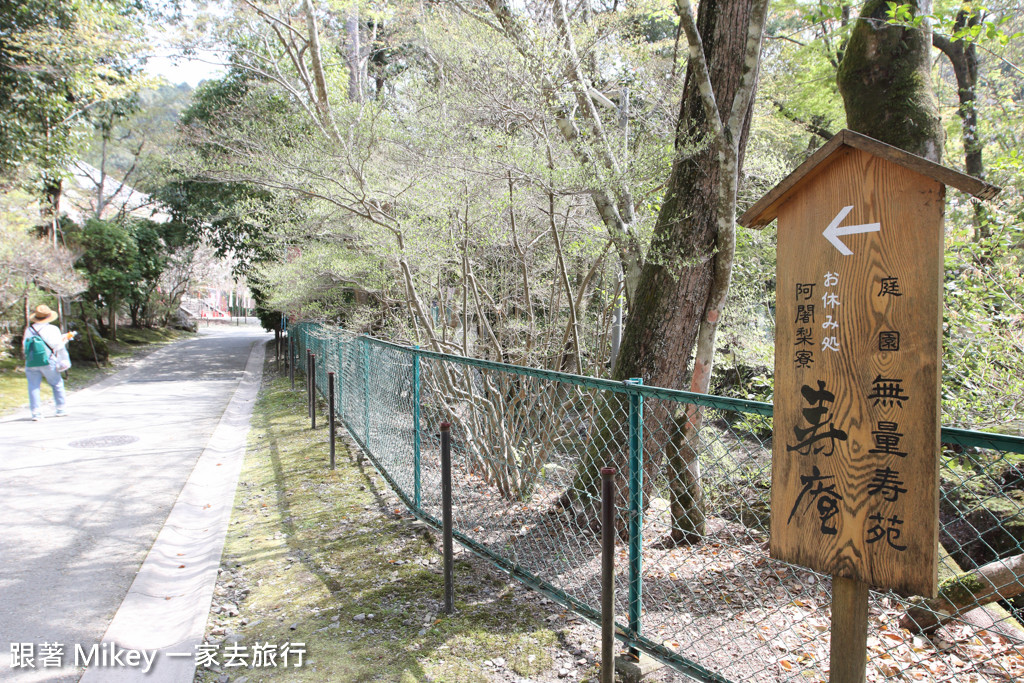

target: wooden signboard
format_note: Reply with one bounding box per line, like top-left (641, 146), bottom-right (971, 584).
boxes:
top-left (740, 130), bottom-right (999, 598)
top-left (771, 145), bottom-right (941, 597)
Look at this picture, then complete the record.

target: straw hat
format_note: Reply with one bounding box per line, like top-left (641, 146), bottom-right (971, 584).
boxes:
top-left (29, 304), bottom-right (58, 324)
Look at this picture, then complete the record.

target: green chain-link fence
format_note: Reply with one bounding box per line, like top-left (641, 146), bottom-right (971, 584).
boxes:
top-left (289, 320), bottom-right (1024, 682)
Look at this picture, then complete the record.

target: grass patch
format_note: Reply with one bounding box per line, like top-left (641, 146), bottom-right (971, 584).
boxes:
top-left (115, 326), bottom-right (187, 345)
top-left (0, 326), bottom-right (194, 415)
top-left (195, 354), bottom-right (570, 682)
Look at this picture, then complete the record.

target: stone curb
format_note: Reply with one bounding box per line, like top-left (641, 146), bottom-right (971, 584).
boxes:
top-left (78, 338), bottom-right (267, 682)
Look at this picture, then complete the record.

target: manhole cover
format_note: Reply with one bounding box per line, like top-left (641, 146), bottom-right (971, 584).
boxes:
top-left (68, 435), bottom-right (140, 449)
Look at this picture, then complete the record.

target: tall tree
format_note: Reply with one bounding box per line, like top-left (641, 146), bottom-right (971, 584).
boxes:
top-left (0, 0), bottom-right (148, 243)
top-left (75, 217), bottom-right (140, 340)
top-left (932, 6), bottom-right (991, 238)
top-left (933, 7), bottom-right (982, 176)
top-left (563, 0), bottom-right (769, 541)
top-left (466, 0), bottom-right (650, 306)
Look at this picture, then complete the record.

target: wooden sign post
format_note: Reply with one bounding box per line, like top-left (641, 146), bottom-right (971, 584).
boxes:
top-left (739, 130), bottom-right (999, 682)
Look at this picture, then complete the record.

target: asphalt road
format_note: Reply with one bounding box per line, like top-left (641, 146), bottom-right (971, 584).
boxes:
top-left (0, 325), bottom-right (271, 682)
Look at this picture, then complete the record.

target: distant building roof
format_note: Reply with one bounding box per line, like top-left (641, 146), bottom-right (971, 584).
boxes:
top-left (60, 161), bottom-right (171, 224)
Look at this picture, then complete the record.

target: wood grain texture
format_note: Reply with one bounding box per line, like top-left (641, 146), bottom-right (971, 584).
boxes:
top-left (770, 147), bottom-right (940, 597)
top-left (830, 576), bottom-right (869, 683)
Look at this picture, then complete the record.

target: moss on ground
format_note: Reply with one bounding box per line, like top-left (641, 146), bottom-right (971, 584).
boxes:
top-left (195, 356), bottom-right (563, 682)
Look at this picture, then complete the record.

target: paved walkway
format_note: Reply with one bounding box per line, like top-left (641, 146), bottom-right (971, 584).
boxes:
top-left (0, 325), bottom-right (271, 682)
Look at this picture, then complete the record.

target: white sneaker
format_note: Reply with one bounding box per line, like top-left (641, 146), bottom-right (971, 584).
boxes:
top-left (31, 415), bottom-right (42, 421)
top-left (55, 411), bottom-right (68, 418)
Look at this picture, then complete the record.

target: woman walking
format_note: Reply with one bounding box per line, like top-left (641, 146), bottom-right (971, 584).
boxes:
top-left (23, 304), bottom-right (75, 421)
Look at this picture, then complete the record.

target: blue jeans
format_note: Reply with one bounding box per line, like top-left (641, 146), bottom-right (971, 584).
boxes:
top-left (26, 364), bottom-right (66, 417)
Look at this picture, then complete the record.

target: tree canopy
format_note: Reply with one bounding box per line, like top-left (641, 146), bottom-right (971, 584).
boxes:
top-left (1, 0), bottom-right (1020, 432)
top-left (0, 0), bottom-right (150, 185)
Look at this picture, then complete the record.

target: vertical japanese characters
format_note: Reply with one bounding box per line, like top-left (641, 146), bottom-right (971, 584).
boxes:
top-left (787, 271), bottom-right (848, 536)
top-left (865, 277), bottom-right (909, 552)
top-left (785, 270), bottom-right (912, 553)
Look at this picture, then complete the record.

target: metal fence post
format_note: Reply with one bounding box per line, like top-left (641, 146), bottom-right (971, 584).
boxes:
top-left (289, 334), bottom-right (295, 390)
top-left (363, 337), bottom-right (370, 455)
top-left (413, 346), bottom-right (422, 510)
top-left (306, 349), bottom-right (313, 417)
top-left (601, 466), bottom-right (617, 683)
top-left (328, 371), bottom-right (336, 469)
top-left (627, 377), bottom-right (644, 655)
top-left (338, 339), bottom-right (345, 425)
top-left (310, 352), bottom-right (317, 430)
top-left (440, 421), bottom-right (454, 614)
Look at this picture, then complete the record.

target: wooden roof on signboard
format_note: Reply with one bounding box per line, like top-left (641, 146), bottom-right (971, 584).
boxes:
top-left (738, 129), bottom-right (1001, 229)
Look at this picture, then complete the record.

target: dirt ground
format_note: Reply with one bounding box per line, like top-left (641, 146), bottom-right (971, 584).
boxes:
top-left (193, 360), bottom-right (691, 683)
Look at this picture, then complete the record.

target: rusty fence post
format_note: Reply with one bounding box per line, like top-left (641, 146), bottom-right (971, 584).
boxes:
top-left (601, 466), bottom-right (617, 683)
top-left (309, 352), bottom-right (317, 430)
top-left (306, 350), bottom-right (313, 424)
top-left (328, 371), bottom-right (336, 469)
top-left (441, 422), bottom-right (454, 614)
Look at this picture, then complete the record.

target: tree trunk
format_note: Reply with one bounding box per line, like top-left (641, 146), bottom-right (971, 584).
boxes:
top-left (562, 0), bottom-right (762, 534)
top-left (108, 298), bottom-right (118, 341)
top-left (41, 176), bottom-right (62, 247)
top-left (836, 0), bottom-right (944, 162)
top-left (932, 10), bottom-right (982, 177)
top-left (346, 12), bottom-right (364, 103)
top-left (303, 0), bottom-right (336, 132)
top-left (96, 136), bottom-right (109, 218)
top-left (900, 553), bottom-right (1024, 632)
top-left (933, 9), bottom-right (988, 239)
top-left (80, 302), bottom-right (102, 366)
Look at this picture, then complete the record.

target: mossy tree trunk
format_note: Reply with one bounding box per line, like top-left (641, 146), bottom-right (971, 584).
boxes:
top-left (900, 552), bottom-right (1024, 632)
top-left (561, 0), bottom-right (768, 540)
top-left (836, 0), bottom-right (944, 162)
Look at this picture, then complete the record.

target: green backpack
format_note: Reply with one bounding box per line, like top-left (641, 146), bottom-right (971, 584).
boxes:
top-left (24, 330), bottom-right (50, 367)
